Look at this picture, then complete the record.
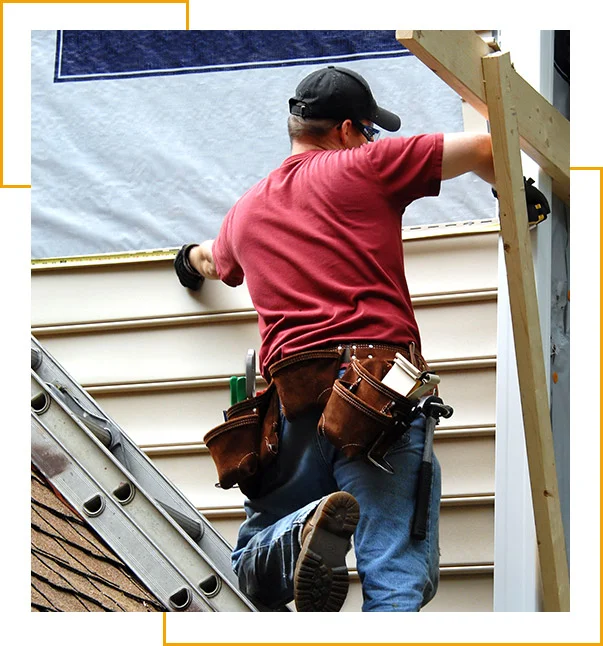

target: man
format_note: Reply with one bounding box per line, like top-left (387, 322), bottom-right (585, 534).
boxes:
top-left (175, 65), bottom-right (495, 612)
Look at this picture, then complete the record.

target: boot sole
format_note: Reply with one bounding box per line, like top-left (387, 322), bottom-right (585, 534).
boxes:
top-left (294, 492), bottom-right (360, 612)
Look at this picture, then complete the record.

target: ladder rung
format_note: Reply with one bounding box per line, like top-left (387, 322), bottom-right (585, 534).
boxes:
top-left (157, 500), bottom-right (204, 542)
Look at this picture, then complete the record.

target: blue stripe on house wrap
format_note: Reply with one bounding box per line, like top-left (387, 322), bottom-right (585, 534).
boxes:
top-left (54, 30), bottom-right (410, 82)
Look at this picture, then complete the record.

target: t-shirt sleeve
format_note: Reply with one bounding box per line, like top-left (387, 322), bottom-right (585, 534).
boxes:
top-left (365, 133), bottom-right (444, 207)
top-left (211, 207), bottom-right (245, 287)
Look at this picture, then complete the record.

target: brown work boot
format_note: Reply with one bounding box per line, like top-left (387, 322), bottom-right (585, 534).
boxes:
top-left (294, 491), bottom-right (360, 612)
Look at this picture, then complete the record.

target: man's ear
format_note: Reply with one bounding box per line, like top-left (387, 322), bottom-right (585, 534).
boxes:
top-left (338, 119), bottom-right (354, 147)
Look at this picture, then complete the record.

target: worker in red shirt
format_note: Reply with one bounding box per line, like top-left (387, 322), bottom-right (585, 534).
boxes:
top-left (175, 65), bottom-right (495, 612)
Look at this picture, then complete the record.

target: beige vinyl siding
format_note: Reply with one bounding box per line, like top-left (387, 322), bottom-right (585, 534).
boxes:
top-left (83, 364), bottom-right (495, 447)
top-left (31, 226), bottom-right (498, 612)
top-left (31, 231), bottom-right (497, 327)
top-left (30, 300), bottom-right (496, 385)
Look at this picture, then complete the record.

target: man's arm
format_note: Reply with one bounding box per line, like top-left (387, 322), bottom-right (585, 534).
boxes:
top-left (442, 133), bottom-right (550, 225)
top-left (188, 240), bottom-right (219, 280)
top-left (441, 133), bottom-right (495, 185)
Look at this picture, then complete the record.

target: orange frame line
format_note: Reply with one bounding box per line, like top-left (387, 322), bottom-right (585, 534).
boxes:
top-left (0, 0), bottom-right (189, 189)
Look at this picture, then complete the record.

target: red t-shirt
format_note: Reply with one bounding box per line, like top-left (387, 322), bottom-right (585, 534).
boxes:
top-left (212, 134), bottom-right (444, 377)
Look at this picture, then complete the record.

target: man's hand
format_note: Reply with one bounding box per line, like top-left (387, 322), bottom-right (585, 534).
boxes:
top-left (174, 244), bottom-right (205, 290)
top-left (523, 177), bottom-right (550, 225)
top-left (492, 177), bottom-right (550, 226)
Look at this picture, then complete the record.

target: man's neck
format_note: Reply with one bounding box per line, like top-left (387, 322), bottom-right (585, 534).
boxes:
top-left (290, 139), bottom-right (342, 156)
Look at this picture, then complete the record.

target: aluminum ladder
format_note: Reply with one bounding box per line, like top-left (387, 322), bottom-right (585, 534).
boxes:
top-left (30, 335), bottom-right (285, 612)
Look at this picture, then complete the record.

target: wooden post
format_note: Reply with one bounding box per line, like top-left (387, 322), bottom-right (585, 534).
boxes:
top-left (396, 30), bottom-right (570, 205)
top-left (482, 51), bottom-right (570, 612)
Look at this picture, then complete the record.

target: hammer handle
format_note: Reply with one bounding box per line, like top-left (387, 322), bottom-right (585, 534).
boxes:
top-left (411, 460), bottom-right (432, 540)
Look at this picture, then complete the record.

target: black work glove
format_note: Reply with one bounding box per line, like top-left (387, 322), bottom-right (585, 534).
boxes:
top-left (492, 177), bottom-right (550, 226)
top-left (174, 244), bottom-right (205, 290)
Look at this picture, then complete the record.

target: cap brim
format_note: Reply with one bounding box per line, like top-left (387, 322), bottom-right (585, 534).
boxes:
top-left (373, 106), bottom-right (401, 132)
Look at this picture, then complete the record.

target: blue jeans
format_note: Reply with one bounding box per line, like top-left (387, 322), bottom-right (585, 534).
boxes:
top-left (231, 407), bottom-right (441, 612)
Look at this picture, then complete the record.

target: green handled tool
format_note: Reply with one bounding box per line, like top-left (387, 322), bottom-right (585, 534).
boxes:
top-left (229, 376), bottom-right (247, 406)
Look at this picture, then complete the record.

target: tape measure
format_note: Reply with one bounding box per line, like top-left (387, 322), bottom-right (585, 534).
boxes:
top-left (31, 247), bottom-right (179, 270)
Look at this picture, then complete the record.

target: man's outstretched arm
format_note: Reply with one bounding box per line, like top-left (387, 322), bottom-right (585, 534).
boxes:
top-left (443, 133), bottom-right (551, 225)
top-left (441, 133), bottom-right (495, 185)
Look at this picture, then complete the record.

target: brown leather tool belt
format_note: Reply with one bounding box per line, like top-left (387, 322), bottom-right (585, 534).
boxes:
top-left (268, 341), bottom-right (428, 421)
top-left (269, 341), bottom-right (431, 471)
top-left (333, 342), bottom-right (428, 371)
top-left (204, 341), bottom-right (431, 494)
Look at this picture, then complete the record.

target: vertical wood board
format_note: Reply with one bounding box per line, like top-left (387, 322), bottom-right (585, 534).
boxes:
top-left (482, 51), bottom-right (569, 612)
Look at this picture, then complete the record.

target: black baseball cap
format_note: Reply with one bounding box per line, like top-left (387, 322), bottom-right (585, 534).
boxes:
top-left (289, 65), bottom-right (401, 132)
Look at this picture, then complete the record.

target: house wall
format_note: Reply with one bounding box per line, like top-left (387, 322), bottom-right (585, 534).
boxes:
top-left (31, 223), bottom-right (499, 611)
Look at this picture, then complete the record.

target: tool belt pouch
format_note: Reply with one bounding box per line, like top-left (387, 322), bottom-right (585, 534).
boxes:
top-left (203, 383), bottom-right (279, 497)
top-left (319, 358), bottom-right (417, 461)
top-left (268, 348), bottom-right (343, 420)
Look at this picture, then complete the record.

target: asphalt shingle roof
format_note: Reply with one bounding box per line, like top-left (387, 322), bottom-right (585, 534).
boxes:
top-left (31, 466), bottom-right (165, 612)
